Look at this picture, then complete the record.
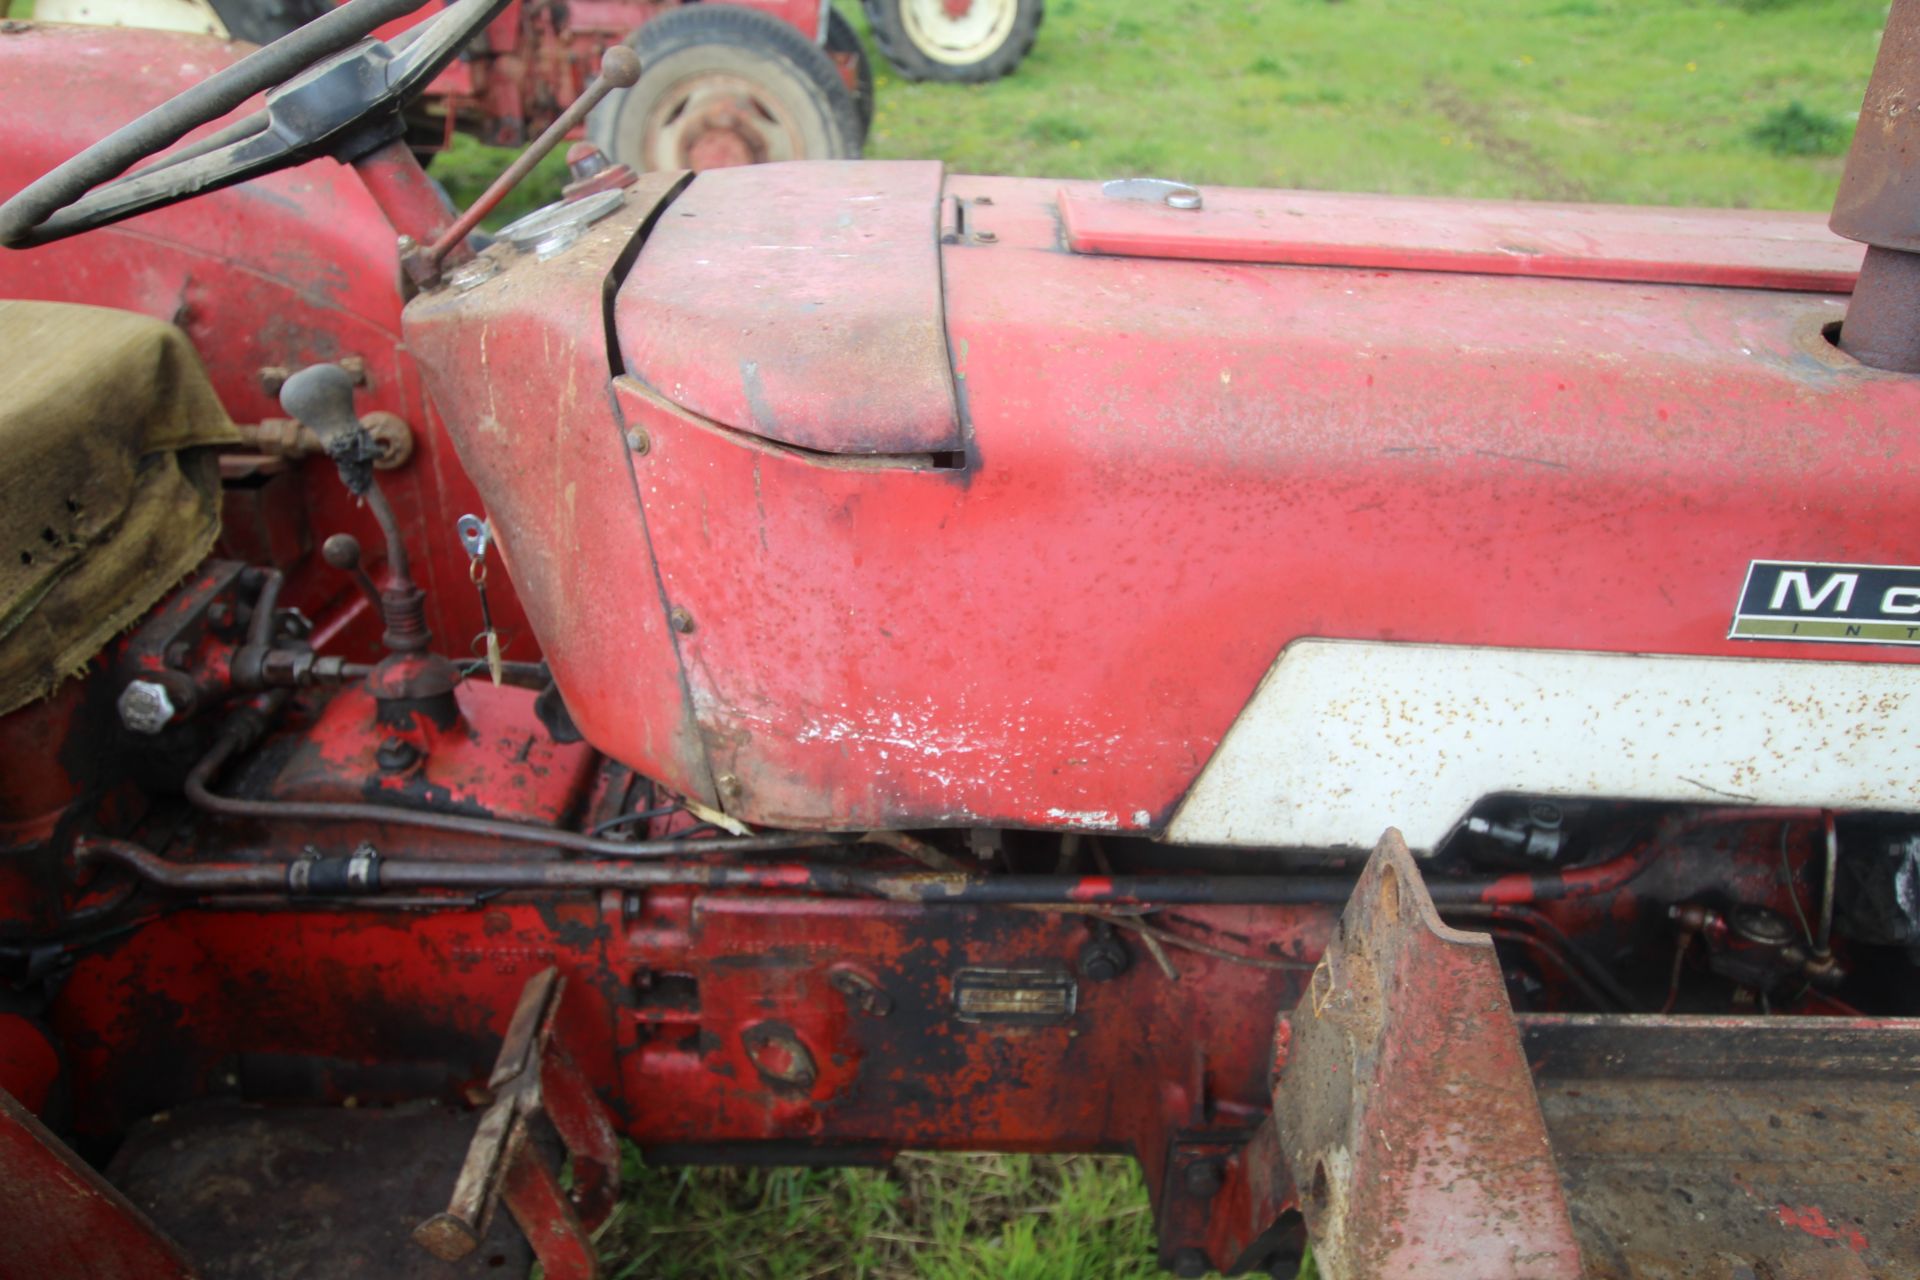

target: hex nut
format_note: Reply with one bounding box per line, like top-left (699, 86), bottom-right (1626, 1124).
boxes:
top-left (117, 680), bottom-right (177, 734)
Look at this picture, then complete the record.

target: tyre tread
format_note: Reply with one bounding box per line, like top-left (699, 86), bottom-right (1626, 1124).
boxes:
top-left (589, 5), bottom-right (862, 168)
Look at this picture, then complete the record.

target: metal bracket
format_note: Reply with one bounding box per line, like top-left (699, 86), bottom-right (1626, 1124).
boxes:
top-left (1101, 177), bottom-right (1202, 211)
top-left (1272, 829), bottom-right (1582, 1279)
top-left (415, 967), bottom-right (622, 1280)
top-left (456, 513), bottom-right (491, 560)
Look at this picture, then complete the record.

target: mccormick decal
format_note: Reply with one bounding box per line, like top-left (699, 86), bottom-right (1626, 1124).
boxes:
top-left (1731, 561), bottom-right (1920, 646)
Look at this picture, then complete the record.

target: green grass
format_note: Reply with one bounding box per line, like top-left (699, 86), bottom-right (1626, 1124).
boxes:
top-left (599, 1152), bottom-right (1182, 1280)
top-left (855, 0), bottom-right (1881, 208)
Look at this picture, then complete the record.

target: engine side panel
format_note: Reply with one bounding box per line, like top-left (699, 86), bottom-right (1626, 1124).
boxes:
top-left (413, 163), bottom-right (1920, 834)
top-left (1168, 642), bottom-right (1920, 852)
top-left (599, 173), bottom-right (1920, 832)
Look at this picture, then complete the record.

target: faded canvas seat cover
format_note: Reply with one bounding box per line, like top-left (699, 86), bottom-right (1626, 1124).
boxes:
top-left (0, 300), bottom-right (238, 716)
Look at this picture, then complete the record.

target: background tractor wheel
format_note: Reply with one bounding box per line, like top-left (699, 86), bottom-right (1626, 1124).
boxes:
top-left (860, 0), bottom-right (1041, 83)
top-left (588, 6), bottom-right (862, 173)
top-left (826, 7), bottom-right (877, 142)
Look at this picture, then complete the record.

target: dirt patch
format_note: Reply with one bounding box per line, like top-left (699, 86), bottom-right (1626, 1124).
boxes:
top-left (1428, 80), bottom-right (1593, 202)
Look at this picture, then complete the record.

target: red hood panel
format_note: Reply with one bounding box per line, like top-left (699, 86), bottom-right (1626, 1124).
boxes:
top-left (616, 160), bottom-right (960, 456)
top-left (419, 164), bottom-right (1920, 834)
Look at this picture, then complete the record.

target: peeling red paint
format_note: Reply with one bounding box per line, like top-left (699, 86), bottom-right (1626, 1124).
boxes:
top-left (1774, 1203), bottom-right (1870, 1253)
top-left (1068, 877), bottom-right (1115, 902)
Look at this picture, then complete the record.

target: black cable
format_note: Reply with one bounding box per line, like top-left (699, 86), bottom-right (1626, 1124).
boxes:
top-left (588, 805), bottom-right (683, 837)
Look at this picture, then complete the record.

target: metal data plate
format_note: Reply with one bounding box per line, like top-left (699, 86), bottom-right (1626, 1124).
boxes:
top-left (952, 968), bottom-right (1077, 1025)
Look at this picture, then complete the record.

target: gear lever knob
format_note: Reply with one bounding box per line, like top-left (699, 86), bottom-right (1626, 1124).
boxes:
top-left (278, 363), bottom-right (361, 442)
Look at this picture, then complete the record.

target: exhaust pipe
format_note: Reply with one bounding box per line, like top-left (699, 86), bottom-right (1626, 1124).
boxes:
top-left (1832, 0), bottom-right (1920, 372)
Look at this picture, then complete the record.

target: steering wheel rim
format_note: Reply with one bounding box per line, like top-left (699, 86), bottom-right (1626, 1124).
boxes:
top-left (0, 0), bottom-right (509, 248)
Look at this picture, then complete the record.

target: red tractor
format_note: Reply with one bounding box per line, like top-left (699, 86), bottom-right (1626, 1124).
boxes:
top-left (0, 0), bottom-right (1917, 1275)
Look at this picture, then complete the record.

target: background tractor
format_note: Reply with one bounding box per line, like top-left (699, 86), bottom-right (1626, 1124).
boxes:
top-left (859, 0), bottom-right (1040, 83)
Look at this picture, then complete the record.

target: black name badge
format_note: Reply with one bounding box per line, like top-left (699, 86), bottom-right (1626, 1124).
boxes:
top-left (1731, 561), bottom-right (1920, 646)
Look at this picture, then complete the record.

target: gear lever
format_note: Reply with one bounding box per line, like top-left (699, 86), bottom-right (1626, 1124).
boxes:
top-left (280, 362), bottom-right (459, 726)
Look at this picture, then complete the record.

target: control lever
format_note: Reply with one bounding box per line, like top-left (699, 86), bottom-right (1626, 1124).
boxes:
top-left (280, 363), bottom-right (459, 721)
top-left (322, 533), bottom-right (384, 613)
top-left (281, 363), bottom-right (413, 591)
top-left (401, 46), bottom-right (642, 289)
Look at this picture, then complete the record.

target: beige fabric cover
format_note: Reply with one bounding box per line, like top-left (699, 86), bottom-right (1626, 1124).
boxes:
top-left (0, 300), bottom-right (239, 715)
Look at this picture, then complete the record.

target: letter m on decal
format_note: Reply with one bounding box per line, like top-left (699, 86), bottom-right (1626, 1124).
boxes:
top-left (1770, 570), bottom-right (1858, 613)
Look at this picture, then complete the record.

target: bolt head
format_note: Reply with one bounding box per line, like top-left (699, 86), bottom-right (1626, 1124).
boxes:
top-left (669, 606), bottom-right (695, 634)
top-left (117, 680), bottom-right (177, 734)
top-left (1077, 936), bottom-right (1131, 982)
top-left (625, 427), bottom-right (650, 454)
top-left (1184, 1158), bottom-right (1225, 1198)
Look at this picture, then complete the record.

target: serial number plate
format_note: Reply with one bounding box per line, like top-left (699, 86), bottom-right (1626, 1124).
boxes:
top-left (952, 968), bottom-right (1077, 1025)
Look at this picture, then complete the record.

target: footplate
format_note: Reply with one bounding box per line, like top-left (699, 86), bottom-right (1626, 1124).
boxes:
top-left (415, 967), bottom-right (622, 1280)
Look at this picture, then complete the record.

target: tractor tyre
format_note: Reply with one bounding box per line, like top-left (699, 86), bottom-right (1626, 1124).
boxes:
top-left (588, 5), bottom-right (862, 173)
top-left (826, 7), bottom-right (877, 142)
top-left (860, 0), bottom-right (1041, 83)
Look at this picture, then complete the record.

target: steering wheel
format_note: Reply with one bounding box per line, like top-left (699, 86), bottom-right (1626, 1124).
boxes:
top-left (0, 0), bottom-right (509, 248)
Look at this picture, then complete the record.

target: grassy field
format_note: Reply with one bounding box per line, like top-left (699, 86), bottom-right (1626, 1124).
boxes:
top-left (600, 1151), bottom-right (1169, 1280)
top-left (855, 0), bottom-right (1883, 207)
top-left (439, 2), bottom-right (1885, 1276)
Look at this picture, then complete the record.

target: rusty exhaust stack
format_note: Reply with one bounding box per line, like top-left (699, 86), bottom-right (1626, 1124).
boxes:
top-left (1832, 0), bottom-right (1920, 373)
